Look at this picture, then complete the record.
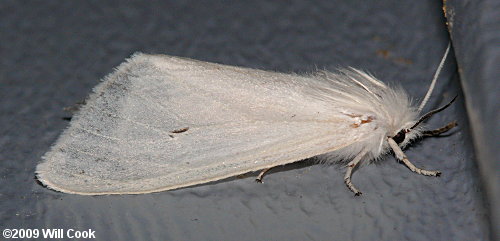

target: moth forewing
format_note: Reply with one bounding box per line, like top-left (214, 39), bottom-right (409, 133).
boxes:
top-left (37, 54), bottom-right (377, 195)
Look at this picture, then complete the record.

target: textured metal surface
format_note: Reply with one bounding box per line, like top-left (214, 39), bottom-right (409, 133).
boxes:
top-left (444, 1), bottom-right (499, 240)
top-left (0, 0), bottom-right (490, 240)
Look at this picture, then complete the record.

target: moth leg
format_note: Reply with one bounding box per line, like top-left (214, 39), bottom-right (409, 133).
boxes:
top-left (388, 138), bottom-right (441, 176)
top-left (423, 121), bottom-right (457, 136)
top-left (344, 151), bottom-right (367, 196)
top-left (255, 167), bottom-right (273, 183)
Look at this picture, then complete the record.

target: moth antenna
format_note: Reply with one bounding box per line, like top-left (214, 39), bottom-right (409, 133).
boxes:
top-left (418, 42), bottom-right (451, 113)
top-left (411, 95), bottom-right (457, 129)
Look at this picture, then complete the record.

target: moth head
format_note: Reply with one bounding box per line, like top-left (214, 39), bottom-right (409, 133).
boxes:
top-left (392, 128), bottom-right (410, 144)
top-left (390, 96), bottom-right (457, 146)
top-left (390, 124), bottom-right (419, 147)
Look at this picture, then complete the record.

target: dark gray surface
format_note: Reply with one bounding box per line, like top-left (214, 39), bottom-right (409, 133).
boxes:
top-left (0, 1), bottom-right (490, 240)
top-left (444, 1), bottom-right (500, 240)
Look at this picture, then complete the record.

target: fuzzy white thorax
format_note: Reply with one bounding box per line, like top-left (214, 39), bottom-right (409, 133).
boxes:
top-left (308, 68), bottom-right (422, 164)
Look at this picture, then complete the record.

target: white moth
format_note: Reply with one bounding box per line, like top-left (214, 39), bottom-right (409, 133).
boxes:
top-left (36, 44), bottom-right (455, 195)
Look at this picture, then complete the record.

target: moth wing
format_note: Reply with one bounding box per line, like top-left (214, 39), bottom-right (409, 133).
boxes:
top-left (36, 54), bottom-right (372, 195)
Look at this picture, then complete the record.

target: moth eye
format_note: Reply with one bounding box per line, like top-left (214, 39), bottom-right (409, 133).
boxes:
top-left (393, 130), bottom-right (406, 144)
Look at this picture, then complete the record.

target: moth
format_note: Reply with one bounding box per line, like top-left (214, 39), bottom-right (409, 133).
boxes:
top-left (36, 44), bottom-right (456, 195)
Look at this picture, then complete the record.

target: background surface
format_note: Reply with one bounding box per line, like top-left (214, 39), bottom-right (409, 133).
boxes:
top-left (444, 1), bottom-right (500, 239)
top-left (0, 1), bottom-right (493, 240)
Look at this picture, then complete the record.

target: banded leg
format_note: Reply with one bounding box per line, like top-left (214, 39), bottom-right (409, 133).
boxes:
top-left (344, 151), bottom-right (367, 196)
top-left (388, 138), bottom-right (441, 176)
top-left (423, 121), bottom-right (457, 136)
top-left (255, 167), bottom-right (273, 183)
